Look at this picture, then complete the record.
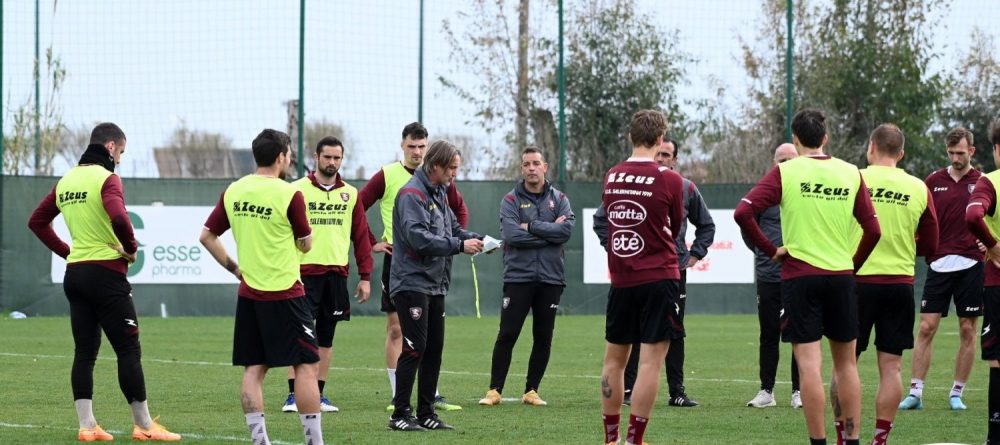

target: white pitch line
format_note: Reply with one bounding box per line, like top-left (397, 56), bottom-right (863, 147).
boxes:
top-left (0, 422), bottom-right (298, 444)
top-left (0, 351), bottom-right (981, 392)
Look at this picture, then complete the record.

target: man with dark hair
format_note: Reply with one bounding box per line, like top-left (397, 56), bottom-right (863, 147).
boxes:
top-left (281, 136), bottom-right (374, 414)
top-left (736, 108), bottom-right (880, 445)
top-left (616, 136), bottom-right (716, 408)
top-left (29, 122), bottom-right (182, 442)
top-left (744, 143), bottom-right (802, 409)
top-left (360, 122), bottom-right (468, 412)
top-left (387, 140), bottom-right (483, 431)
top-left (966, 117), bottom-right (1000, 445)
top-left (479, 146), bottom-right (574, 407)
top-left (901, 127), bottom-right (984, 412)
top-left (200, 129), bottom-right (324, 445)
top-left (844, 124), bottom-right (938, 444)
top-left (598, 109), bottom-right (685, 445)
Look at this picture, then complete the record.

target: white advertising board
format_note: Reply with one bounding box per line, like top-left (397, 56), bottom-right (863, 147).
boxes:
top-left (50, 206), bottom-right (239, 284)
top-left (581, 208), bottom-right (754, 284)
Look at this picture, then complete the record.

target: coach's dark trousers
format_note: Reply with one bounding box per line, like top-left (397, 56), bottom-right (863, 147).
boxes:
top-left (489, 282), bottom-right (562, 394)
top-left (392, 291), bottom-right (445, 417)
top-left (757, 281), bottom-right (799, 392)
top-left (64, 264), bottom-right (147, 402)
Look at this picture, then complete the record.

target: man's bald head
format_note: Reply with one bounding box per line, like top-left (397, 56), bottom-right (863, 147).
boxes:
top-left (773, 143), bottom-right (797, 165)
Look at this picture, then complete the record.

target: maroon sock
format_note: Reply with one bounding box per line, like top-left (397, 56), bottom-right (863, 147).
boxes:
top-left (626, 414), bottom-right (649, 445)
top-left (603, 414), bottom-right (620, 444)
top-left (871, 418), bottom-right (892, 445)
top-left (834, 421), bottom-right (845, 445)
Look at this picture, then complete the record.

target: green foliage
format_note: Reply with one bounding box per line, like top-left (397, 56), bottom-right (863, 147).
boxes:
top-left (561, 0), bottom-right (688, 180)
top-left (938, 28), bottom-right (1000, 171)
top-left (0, 314), bottom-right (989, 444)
top-left (3, 47), bottom-right (68, 176)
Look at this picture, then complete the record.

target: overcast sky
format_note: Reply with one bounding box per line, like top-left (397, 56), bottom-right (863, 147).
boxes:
top-left (2, 1), bottom-right (997, 179)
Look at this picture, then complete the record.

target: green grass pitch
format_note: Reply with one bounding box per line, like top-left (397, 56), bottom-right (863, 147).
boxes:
top-left (0, 313), bottom-right (988, 444)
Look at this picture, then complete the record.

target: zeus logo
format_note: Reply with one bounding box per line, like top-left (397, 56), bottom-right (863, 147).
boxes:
top-left (125, 319), bottom-right (137, 327)
top-left (799, 182), bottom-right (850, 197)
top-left (302, 325), bottom-right (315, 339)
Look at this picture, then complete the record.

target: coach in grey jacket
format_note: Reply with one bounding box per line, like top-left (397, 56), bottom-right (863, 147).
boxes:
top-left (387, 140), bottom-right (483, 431)
top-left (742, 143), bottom-right (801, 409)
top-left (478, 146), bottom-right (575, 407)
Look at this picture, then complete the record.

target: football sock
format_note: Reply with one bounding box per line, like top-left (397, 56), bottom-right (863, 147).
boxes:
top-left (387, 369), bottom-right (396, 396)
top-left (626, 414), bottom-right (648, 445)
top-left (300, 413), bottom-right (323, 445)
top-left (603, 413), bottom-right (620, 444)
top-left (990, 368), bottom-right (1000, 443)
top-left (288, 379), bottom-right (296, 394)
top-left (245, 412), bottom-right (270, 445)
top-left (909, 378), bottom-right (924, 398)
top-left (871, 418), bottom-right (892, 445)
top-left (130, 400), bottom-right (152, 429)
top-left (950, 380), bottom-right (966, 398)
top-left (74, 399), bottom-right (96, 429)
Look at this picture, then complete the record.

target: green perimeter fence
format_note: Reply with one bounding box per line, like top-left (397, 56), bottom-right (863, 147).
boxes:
top-left (2, 177), bottom-right (934, 317)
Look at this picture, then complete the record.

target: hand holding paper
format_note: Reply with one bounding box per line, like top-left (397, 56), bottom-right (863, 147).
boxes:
top-left (478, 235), bottom-right (503, 256)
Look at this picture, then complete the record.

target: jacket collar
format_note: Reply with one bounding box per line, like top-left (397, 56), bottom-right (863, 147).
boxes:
top-left (308, 171), bottom-right (344, 190)
top-left (514, 178), bottom-right (550, 198)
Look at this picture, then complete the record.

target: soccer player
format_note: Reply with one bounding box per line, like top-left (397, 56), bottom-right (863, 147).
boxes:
top-left (599, 109), bottom-right (685, 445)
top-left (965, 117), bottom-right (1000, 445)
top-left (843, 124), bottom-right (938, 445)
top-left (735, 108), bottom-right (881, 445)
top-left (623, 138), bottom-right (715, 407)
top-left (199, 129), bottom-right (323, 445)
top-left (387, 140), bottom-right (483, 431)
top-left (744, 143), bottom-right (802, 409)
top-left (359, 122), bottom-right (468, 412)
top-left (478, 146), bottom-right (575, 407)
top-left (281, 136), bottom-right (374, 413)
top-left (901, 127), bottom-right (984, 411)
top-left (28, 122), bottom-right (182, 442)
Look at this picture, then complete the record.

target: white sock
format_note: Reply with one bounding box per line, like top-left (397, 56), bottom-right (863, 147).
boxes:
top-left (74, 399), bottom-right (96, 429)
top-left (387, 368), bottom-right (397, 396)
top-left (436, 388), bottom-right (441, 398)
top-left (300, 413), bottom-right (324, 445)
top-left (951, 380), bottom-right (966, 398)
top-left (129, 400), bottom-right (153, 429)
top-left (909, 379), bottom-right (924, 398)
top-left (245, 412), bottom-right (270, 445)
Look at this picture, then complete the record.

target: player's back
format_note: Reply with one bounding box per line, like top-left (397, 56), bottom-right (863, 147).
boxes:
top-left (602, 158), bottom-right (684, 287)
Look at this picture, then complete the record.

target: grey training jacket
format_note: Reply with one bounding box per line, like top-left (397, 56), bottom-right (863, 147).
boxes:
top-left (389, 169), bottom-right (481, 297)
top-left (500, 180), bottom-right (575, 285)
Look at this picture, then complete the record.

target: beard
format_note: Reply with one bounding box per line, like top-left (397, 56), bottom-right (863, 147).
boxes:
top-left (952, 161), bottom-right (966, 170)
top-left (321, 166), bottom-right (338, 177)
top-left (278, 169), bottom-right (287, 180)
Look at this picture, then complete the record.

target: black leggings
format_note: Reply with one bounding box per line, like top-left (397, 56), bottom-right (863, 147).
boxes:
top-left (392, 291), bottom-right (445, 417)
top-left (489, 282), bottom-right (562, 394)
top-left (64, 264), bottom-right (146, 402)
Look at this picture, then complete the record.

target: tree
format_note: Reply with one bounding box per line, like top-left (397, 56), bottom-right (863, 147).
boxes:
top-left (562, 0), bottom-right (688, 180)
top-left (938, 28), bottom-right (1000, 170)
top-left (159, 123), bottom-right (235, 178)
top-left (441, 0), bottom-right (689, 181)
top-left (302, 119), bottom-right (358, 178)
top-left (696, 0), bottom-right (949, 182)
top-left (4, 47), bottom-right (68, 176)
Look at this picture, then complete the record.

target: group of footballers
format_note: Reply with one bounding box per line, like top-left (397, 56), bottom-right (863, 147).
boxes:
top-left (25, 107), bottom-right (1000, 445)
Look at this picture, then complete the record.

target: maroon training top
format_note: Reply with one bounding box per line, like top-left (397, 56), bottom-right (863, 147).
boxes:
top-left (28, 175), bottom-right (137, 275)
top-left (734, 157), bottom-right (881, 280)
top-left (925, 167), bottom-right (983, 263)
top-left (965, 175), bottom-right (1000, 286)
top-left (602, 158), bottom-right (685, 288)
top-left (203, 190), bottom-right (311, 301)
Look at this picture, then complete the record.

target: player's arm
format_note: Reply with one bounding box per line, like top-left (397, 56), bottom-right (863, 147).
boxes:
top-left (734, 167), bottom-right (783, 258)
top-left (666, 171), bottom-right (685, 242)
top-left (447, 182), bottom-right (470, 229)
top-left (349, 202), bottom-right (373, 303)
top-left (397, 189), bottom-right (470, 256)
top-left (851, 174), bottom-right (882, 271)
top-left (288, 191), bottom-right (312, 253)
top-left (101, 175), bottom-right (138, 260)
top-left (500, 194), bottom-right (548, 248)
top-left (686, 183), bottom-right (716, 263)
top-left (27, 186), bottom-right (70, 258)
top-left (359, 170), bottom-right (387, 249)
top-left (915, 188), bottom-right (939, 257)
top-left (526, 193), bottom-right (575, 244)
top-left (966, 176), bottom-right (998, 253)
top-left (593, 204), bottom-right (609, 250)
top-left (199, 192), bottom-right (240, 279)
